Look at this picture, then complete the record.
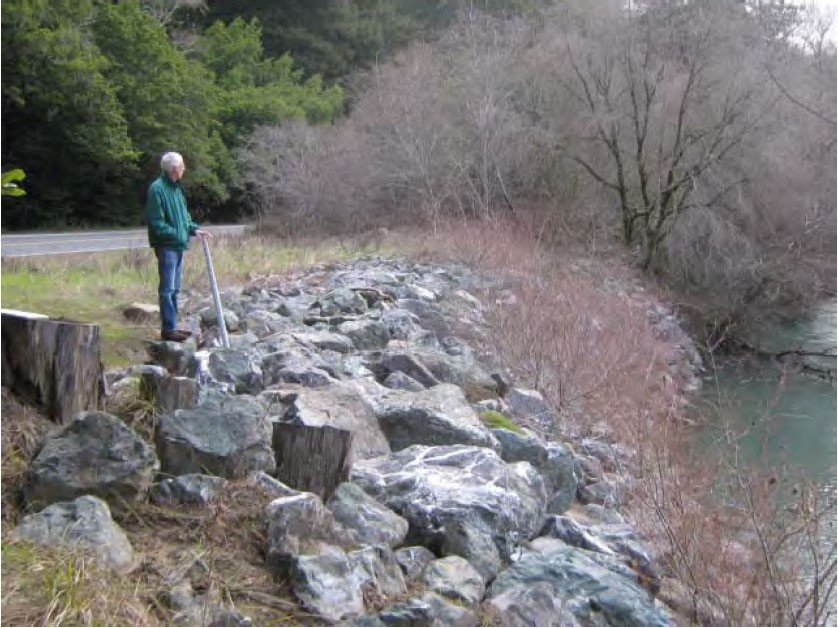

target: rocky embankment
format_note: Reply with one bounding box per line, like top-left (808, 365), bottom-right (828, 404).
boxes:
top-left (12, 257), bottom-right (680, 626)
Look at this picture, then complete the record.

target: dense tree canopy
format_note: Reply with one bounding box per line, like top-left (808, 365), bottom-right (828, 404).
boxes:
top-left (1, 0), bottom-right (343, 228)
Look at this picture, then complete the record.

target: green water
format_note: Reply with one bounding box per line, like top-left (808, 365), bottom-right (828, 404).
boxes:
top-left (698, 300), bottom-right (836, 486)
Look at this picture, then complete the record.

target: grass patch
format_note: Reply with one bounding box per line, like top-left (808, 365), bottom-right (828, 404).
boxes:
top-left (479, 410), bottom-right (525, 434)
top-left (1, 233), bottom-right (391, 369)
top-left (1, 540), bottom-right (156, 627)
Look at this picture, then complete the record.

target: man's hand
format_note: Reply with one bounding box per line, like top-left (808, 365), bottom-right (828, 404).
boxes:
top-left (195, 228), bottom-right (213, 240)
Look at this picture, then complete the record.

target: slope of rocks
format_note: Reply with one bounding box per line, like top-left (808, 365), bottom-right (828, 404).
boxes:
top-left (15, 256), bottom-right (684, 626)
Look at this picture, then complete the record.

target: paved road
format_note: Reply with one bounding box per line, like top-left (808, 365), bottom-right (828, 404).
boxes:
top-left (0, 225), bottom-right (249, 258)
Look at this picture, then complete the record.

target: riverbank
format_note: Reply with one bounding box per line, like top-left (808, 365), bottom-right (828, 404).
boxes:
top-left (1, 224), bottom-right (832, 626)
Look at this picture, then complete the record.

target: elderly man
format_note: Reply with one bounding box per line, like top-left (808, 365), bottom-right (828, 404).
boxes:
top-left (145, 152), bottom-right (212, 342)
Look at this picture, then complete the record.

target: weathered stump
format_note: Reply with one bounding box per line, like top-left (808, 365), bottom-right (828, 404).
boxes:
top-left (272, 423), bottom-right (353, 500)
top-left (1, 309), bottom-right (102, 423)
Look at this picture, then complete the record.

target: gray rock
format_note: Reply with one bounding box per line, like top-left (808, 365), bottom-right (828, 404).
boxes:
top-left (291, 330), bottom-right (354, 354)
top-left (200, 307), bottom-right (240, 332)
top-left (545, 443), bottom-right (578, 515)
top-left (206, 349), bottom-right (263, 394)
top-left (24, 412), bottom-right (159, 509)
top-left (261, 348), bottom-right (336, 389)
top-left (394, 546), bottom-right (436, 581)
top-left (242, 310), bottom-right (294, 338)
top-left (227, 331), bottom-right (261, 349)
top-left (579, 504), bottom-right (626, 525)
top-left (380, 309), bottom-right (420, 340)
top-left (315, 288), bottom-right (368, 317)
top-left (147, 340), bottom-right (196, 376)
top-left (345, 592), bottom-right (478, 627)
top-left (423, 556), bottom-right (485, 605)
top-left (504, 388), bottom-right (558, 432)
top-left (574, 455), bottom-right (604, 485)
top-left (396, 299), bottom-right (450, 336)
top-left (486, 537), bottom-right (671, 626)
top-left (14, 495), bottom-right (135, 572)
top-left (491, 428), bottom-right (548, 469)
top-left (539, 515), bottom-right (615, 556)
top-left (150, 474), bottom-right (225, 507)
top-left (265, 492), bottom-right (357, 569)
top-left (327, 483), bottom-right (409, 548)
top-left (248, 470), bottom-right (300, 498)
top-left (578, 480), bottom-right (625, 508)
top-left (337, 319), bottom-right (391, 350)
top-left (407, 347), bottom-right (497, 396)
top-left (365, 352), bottom-right (441, 388)
top-left (276, 383), bottom-right (390, 461)
top-left (382, 371), bottom-right (425, 392)
top-left (483, 582), bottom-right (578, 627)
top-left (164, 580), bottom-right (252, 627)
top-left (139, 366), bottom-right (198, 413)
top-left (375, 384), bottom-right (498, 452)
top-left (290, 545), bottom-right (406, 623)
top-left (351, 445), bottom-right (547, 581)
top-left (156, 394), bottom-right (274, 478)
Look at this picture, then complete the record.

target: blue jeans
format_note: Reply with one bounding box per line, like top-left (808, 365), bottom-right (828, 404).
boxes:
top-left (155, 247), bottom-right (183, 332)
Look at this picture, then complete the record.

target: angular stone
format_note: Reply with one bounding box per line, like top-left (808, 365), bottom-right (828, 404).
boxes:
top-left (206, 349), bottom-right (263, 394)
top-left (147, 340), bottom-right (196, 376)
top-left (290, 545), bottom-right (406, 623)
top-left (486, 537), bottom-right (671, 626)
top-left (265, 492), bottom-right (357, 569)
top-left (504, 388), bottom-right (558, 432)
top-left (14, 495), bottom-right (135, 572)
top-left (394, 546), bottom-right (436, 582)
top-left (345, 592), bottom-right (478, 627)
top-left (379, 309), bottom-right (420, 341)
top-left (351, 445), bottom-right (547, 581)
top-left (337, 319), bottom-right (391, 351)
top-left (578, 480), bottom-right (625, 508)
top-left (315, 288), bottom-right (368, 317)
top-left (200, 307), bottom-right (240, 332)
top-left (327, 483), bottom-right (409, 548)
top-left (364, 352), bottom-right (441, 388)
top-left (382, 371), bottom-right (425, 392)
top-left (150, 474), bottom-right (225, 507)
top-left (291, 330), bottom-right (354, 354)
top-left (423, 556), bottom-right (485, 606)
top-left (544, 443), bottom-right (578, 515)
top-left (156, 394), bottom-right (274, 478)
top-left (375, 384), bottom-right (498, 452)
top-left (24, 411), bottom-right (159, 509)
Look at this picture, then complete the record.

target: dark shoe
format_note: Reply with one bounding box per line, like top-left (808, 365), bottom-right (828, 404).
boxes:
top-left (161, 329), bottom-right (189, 342)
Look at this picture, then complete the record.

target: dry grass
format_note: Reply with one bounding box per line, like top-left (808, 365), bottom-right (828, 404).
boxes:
top-left (0, 233), bottom-right (390, 368)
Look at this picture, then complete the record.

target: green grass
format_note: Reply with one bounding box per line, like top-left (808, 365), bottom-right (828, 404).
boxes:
top-left (1, 234), bottom-right (395, 369)
top-left (479, 409), bottom-right (525, 434)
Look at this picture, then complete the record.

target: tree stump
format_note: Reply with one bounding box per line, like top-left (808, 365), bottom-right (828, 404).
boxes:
top-left (272, 423), bottom-right (353, 501)
top-left (1, 309), bottom-right (102, 424)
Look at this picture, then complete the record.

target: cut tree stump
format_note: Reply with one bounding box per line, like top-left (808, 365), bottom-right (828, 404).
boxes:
top-left (1, 309), bottom-right (102, 424)
top-left (272, 422), bottom-right (353, 500)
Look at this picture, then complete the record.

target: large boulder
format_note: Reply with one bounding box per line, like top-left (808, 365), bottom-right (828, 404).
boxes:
top-left (314, 288), bottom-right (369, 317)
top-left (24, 411), bottom-right (159, 509)
top-left (484, 537), bottom-right (671, 627)
top-left (206, 349), bottom-right (263, 395)
top-left (150, 474), bottom-right (225, 507)
top-left (364, 352), bottom-right (441, 389)
top-left (503, 388), bottom-right (558, 432)
top-left (156, 394), bottom-right (275, 478)
top-left (394, 546), bottom-right (436, 582)
top-left (375, 384), bottom-right (498, 452)
top-left (345, 592), bottom-right (478, 627)
top-left (264, 492), bottom-right (357, 569)
top-left (290, 545), bottom-right (407, 623)
top-left (271, 383), bottom-right (390, 462)
top-left (351, 445), bottom-right (547, 580)
top-left (423, 556), bottom-right (485, 606)
top-left (544, 443), bottom-right (579, 515)
top-left (13, 495), bottom-right (135, 572)
top-left (337, 319), bottom-right (391, 351)
top-left (327, 483), bottom-right (409, 548)
top-left (261, 349), bottom-right (335, 389)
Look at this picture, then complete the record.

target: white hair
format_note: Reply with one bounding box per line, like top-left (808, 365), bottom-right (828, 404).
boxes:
top-left (160, 152), bottom-right (184, 173)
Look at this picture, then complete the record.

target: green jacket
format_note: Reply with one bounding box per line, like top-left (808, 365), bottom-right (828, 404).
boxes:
top-left (145, 174), bottom-right (198, 251)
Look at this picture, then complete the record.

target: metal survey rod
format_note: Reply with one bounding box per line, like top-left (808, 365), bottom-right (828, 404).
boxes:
top-left (201, 236), bottom-right (230, 348)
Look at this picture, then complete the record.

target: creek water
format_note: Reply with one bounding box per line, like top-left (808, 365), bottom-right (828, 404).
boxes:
top-left (697, 300), bottom-right (836, 487)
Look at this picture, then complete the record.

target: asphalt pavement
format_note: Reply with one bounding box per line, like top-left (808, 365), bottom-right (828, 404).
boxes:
top-left (0, 225), bottom-right (249, 258)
